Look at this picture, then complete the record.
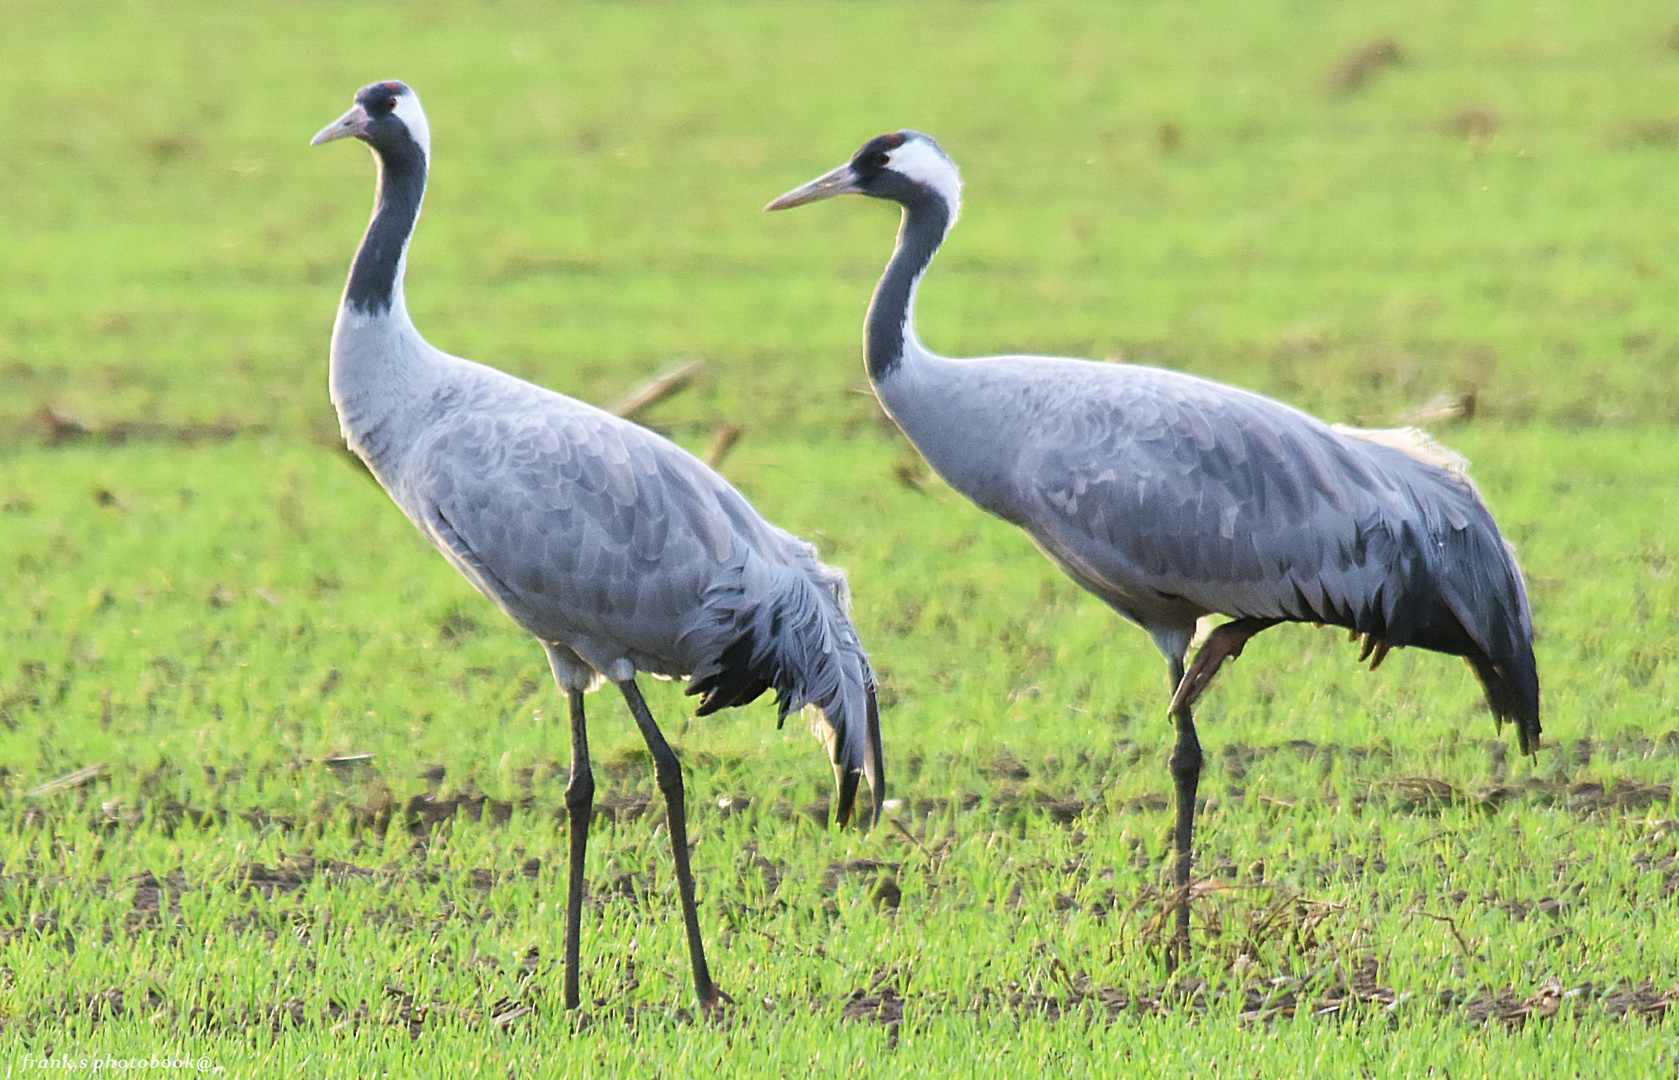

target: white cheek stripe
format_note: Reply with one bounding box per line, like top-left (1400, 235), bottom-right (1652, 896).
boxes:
top-left (392, 90), bottom-right (432, 160)
top-left (888, 138), bottom-right (962, 218)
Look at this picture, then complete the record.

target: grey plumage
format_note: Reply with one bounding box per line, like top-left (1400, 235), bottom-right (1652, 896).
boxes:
top-left (314, 81), bottom-right (881, 1012)
top-left (770, 129), bottom-right (1538, 965)
top-left (898, 354), bottom-right (1537, 721)
top-left (391, 358), bottom-right (875, 753)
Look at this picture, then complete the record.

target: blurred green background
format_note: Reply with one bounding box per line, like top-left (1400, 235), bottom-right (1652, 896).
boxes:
top-left (5, 0), bottom-right (1679, 447)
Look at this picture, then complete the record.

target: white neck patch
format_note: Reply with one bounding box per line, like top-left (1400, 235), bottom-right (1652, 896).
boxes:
top-left (391, 89), bottom-right (431, 162)
top-left (886, 135), bottom-right (962, 220)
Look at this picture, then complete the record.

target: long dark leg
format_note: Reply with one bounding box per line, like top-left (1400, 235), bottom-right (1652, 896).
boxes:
top-left (563, 686), bottom-right (594, 1010)
top-left (1164, 617), bottom-right (1282, 969)
top-left (1167, 656), bottom-right (1201, 972)
top-left (618, 679), bottom-right (719, 1011)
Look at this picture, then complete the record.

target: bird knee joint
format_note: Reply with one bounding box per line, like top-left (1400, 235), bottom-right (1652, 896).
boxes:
top-left (652, 761), bottom-right (684, 796)
top-left (1171, 743), bottom-right (1203, 783)
top-left (565, 772), bottom-right (595, 810)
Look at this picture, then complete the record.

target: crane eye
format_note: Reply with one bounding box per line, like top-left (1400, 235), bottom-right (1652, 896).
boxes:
top-left (386, 97), bottom-right (398, 111)
top-left (872, 151), bottom-right (891, 168)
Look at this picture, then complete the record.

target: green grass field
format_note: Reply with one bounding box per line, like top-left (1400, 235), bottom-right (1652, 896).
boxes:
top-left (3, 1), bottom-right (1678, 1074)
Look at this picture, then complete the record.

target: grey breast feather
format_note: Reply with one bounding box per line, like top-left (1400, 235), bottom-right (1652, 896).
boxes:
top-left (391, 362), bottom-right (784, 671)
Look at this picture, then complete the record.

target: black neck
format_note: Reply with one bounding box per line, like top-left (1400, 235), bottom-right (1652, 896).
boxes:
top-left (345, 137), bottom-right (427, 316)
top-left (864, 192), bottom-right (950, 381)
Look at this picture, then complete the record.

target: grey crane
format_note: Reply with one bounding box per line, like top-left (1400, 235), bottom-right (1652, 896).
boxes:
top-left (768, 131), bottom-right (1539, 965)
top-left (312, 81), bottom-right (884, 1012)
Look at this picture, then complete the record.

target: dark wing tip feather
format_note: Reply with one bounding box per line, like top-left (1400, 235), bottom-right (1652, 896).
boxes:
top-left (684, 561), bottom-right (883, 827)
top-left (1379, 472), bottom-right (1541, 757)
top-left (863, 682), bottom-right (885, 829)
top-left (1467, 650), bottom-right (1541, 757)
top-left (834, 764), bottom-right (862, 829)
top-left (1438, 519), bottom-right (1541, 757)
top-left (829, 680), bottom-right (886, 830)
top-left (685, 627), bottom-right (773, 716)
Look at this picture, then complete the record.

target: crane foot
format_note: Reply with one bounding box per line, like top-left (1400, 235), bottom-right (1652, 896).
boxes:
top-left (1169, 618), bottom-right (1280, 714)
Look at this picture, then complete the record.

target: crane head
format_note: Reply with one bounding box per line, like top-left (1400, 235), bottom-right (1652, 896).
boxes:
top-left (766, 130), bottom-right (962, 219)
top-left (312, 80), bottom-right (431, 163)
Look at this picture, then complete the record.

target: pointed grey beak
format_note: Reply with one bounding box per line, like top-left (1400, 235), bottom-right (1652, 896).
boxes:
top-left (312, 104), bottom-right (371, 146)
top-left (765, 162), bottom-right (862, 211)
